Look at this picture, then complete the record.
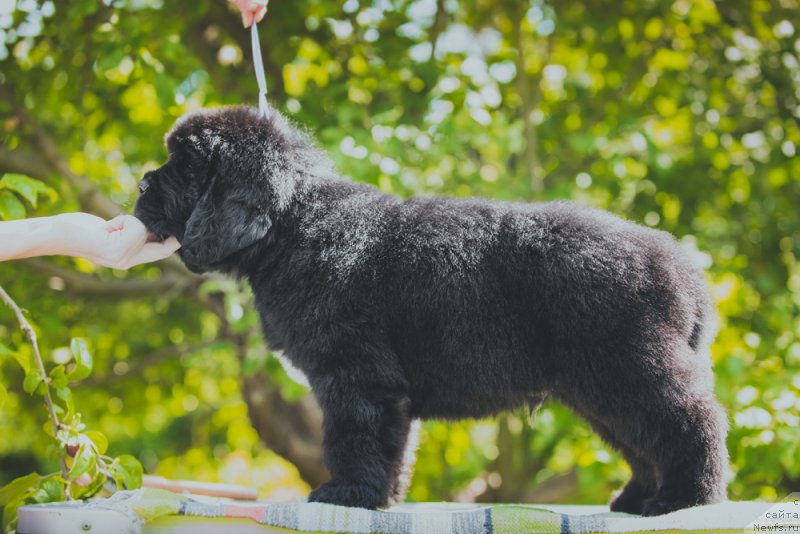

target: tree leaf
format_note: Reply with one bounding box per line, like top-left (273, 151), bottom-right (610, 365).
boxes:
top-left (0, 190), bottom-right (26, 220)
top-left (154, 73), bottom-right (176, 108)
top-left (97, 48), bottom-right (125, 71)
top-left (49, 365), bottom-right (69, 388)
top-left (84, 431), bottom-right (108, 455)
top-left (114, 455), bottom-right (143, 489)
top-left (54, 387), bottom-right (75, 417)
top-left (68, 444), bottom-right (96, 479)
top-left (3, 498), bottom-right (24, 534)
top-left (22, 370), bottom-right (44, 395)
top-left (0, 473), bottom-right (41, 506)
top-left (68, 339), bottom-right (93, 382)
top-left (0, 174), bottom-right (53, 208)
top-left (40, 478), bottom-right (65, 502)
top-left (71, 471), bottom-right (106, 500)
top-left (10, 349), bottom-right (30, 374)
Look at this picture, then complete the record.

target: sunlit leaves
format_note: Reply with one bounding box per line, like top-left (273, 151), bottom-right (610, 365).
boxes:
top-left (0, 300), bottom-right (141, 531)
top-left (0, 474), bottom-right (40, 508)
top-left (21, 370), bottom-right (43, 395)
top-left (110, 455), bottom-right (143, 490)
top-left (0, 192), bottom-right (26, 221)
top-left (67, 444), bottom-right (96, 479)
top-left (0, 472), bottom-right (41, 534)
top-left (0, 174), bottom-right (55, 209)
top-left (85, 431), bottom-right (108, 456)
top-left (68, 339), bottom-right (93, 382)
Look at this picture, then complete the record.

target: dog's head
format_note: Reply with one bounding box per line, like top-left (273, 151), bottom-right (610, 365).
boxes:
top-left (135, 105), bottom-right (316, 273)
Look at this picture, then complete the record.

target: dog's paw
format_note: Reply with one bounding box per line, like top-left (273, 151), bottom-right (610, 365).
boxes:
top-left (609, 488), bottom-right (645, 515)
top-left (308, 481), bottom-right (387, 509)
top-left (640, 496), bottom-right (695, 517)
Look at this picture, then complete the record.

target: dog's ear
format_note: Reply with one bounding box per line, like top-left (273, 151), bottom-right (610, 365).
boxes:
top-left (179, 176), bottom-right (272, 271)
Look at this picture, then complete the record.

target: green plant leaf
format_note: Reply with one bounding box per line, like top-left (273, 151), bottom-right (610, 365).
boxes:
top-left (22, 370), bottom-right (44, 395)
top-left (0, 190), bottom-right (25, 220)
top-left (0, 473), bottom-right (41, 506)
top-left (0, 383), bottom-right (6, 410)
top-left (71, 471), bottom-right (105, 500)
top-left (113, 455), bottom-right (143, 490)
top-left (0, 174), bottom-right (54, 208)
top-left (3, 498), bottom-right (24, 534)
top-left (42, 420), bottom-right (55, 438)
top-left (11, 349), bottom-right (30, 374)
top-left (68, 444), bottom-right (96, 479)
top-left (48, 365), bottom-right (68, 388)
top-left (68, 339), bottom-right (93, 382)
top-left (97, 48), bottom-right (125, 71)
top-left (84, 431), bottom-right (108, 455)
top-left (54, 387), bottom-right (75, 417)
top-left (0, 343), bottom-right (12, 357)
top-left (40, 477), bottom-right (65, 502)
top-left (154, 72), bottom-right (176, 108)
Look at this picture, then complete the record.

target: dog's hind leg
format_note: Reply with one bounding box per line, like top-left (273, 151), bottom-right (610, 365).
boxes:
top-left (581, 415), bottom-right (659, 515)
top-left (610, 451), bottom-right (659, 515)
top-left (639, 392), bottom-right (728, 516)
top-left (557, 342), bottom-right (728, 516)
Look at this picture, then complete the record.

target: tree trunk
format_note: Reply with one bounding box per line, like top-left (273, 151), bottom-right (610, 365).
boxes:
top-left (241, 369), bottom-right (328, 488)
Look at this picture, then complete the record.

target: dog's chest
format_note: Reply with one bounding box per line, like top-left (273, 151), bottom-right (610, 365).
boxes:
top-left (272, 350), bottom-right (310, 387)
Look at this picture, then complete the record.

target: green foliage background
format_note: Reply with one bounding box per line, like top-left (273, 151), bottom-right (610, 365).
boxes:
top-left (1, 0), bottom-right (799, 509)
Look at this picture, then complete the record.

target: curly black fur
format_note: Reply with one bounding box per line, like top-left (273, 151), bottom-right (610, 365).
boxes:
top-left (135, 106), bottom-right (729, 515)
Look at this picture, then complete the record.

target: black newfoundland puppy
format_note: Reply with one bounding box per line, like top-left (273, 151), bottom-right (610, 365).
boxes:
top-left (135, 106), bottom-right (728, 516)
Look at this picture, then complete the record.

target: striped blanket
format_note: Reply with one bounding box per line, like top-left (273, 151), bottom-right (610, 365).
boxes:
top-left (24, 489), bottom-right (800, 533)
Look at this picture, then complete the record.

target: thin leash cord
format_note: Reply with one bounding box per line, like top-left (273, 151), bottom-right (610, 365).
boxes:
top-left (251, 18), bottom-right (268, 114)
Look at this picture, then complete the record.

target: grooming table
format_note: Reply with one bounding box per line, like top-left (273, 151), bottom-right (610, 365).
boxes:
top-left (17, 489), bottom-right (800, 533)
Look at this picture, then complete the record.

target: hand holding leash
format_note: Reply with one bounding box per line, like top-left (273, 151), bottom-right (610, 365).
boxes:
top-left (228, 0), bottom-right (270, 114)
top-left (228, 0), bottom-right (268, 28)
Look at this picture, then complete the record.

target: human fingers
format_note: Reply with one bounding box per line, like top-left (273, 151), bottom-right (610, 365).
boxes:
top-left (108, 215), bottom-right (150, 256)
top-left (116, 215), bottom-right (147, 237)
top-left (229, 0), bottom-right (267, 27)
top-left (255, 5), bottom-right (267, 23)
top-left (123, 236), bottom-right (181, 267)
top-left (104, 214), bottom-right (128, 233)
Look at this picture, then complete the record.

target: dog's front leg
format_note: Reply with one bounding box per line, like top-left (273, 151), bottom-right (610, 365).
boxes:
top-left (308, 368), bottom-right (411, 509)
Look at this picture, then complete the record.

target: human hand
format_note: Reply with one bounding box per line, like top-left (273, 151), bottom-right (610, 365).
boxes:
top-left (56, 213), bottom-right (180, 270)
top-left (228, 0), bottom-right (269, 28)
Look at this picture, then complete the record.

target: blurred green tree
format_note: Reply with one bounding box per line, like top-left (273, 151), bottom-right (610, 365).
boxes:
top-left (0, 0), bottom-right (798, 512)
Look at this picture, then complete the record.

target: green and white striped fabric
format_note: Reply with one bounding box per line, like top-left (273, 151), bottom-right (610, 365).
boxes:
top-left (21, 489), bottom-right (800, 534)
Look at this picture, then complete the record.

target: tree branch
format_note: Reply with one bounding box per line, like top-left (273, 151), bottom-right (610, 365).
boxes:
top-left (86, 342), bottom-right (220, 386)
top-left (18, 259), bottom-right (199, 298)
top-left (429, 0), bottom-right (447, 60)
top-left (229, 329), bottom-right (327, 488)
top-left (0, 285), bottom-right (70, 487)
top-left (242, 367), bottom-right (327, 488)
top-left (512, 7), bottom-right (546, 196)
top-left (0, 146), bottom-right (54, 183)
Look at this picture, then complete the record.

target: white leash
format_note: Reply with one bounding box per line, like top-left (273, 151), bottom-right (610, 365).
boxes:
top-left (250, 14), bottom-right (268, 114)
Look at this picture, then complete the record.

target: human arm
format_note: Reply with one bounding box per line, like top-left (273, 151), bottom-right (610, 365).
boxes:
top-left (0, 213), bottom-right (180, 269)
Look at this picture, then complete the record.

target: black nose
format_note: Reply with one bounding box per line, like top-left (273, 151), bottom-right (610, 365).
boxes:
top-left (138, 178), bottom-right (150, 194)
